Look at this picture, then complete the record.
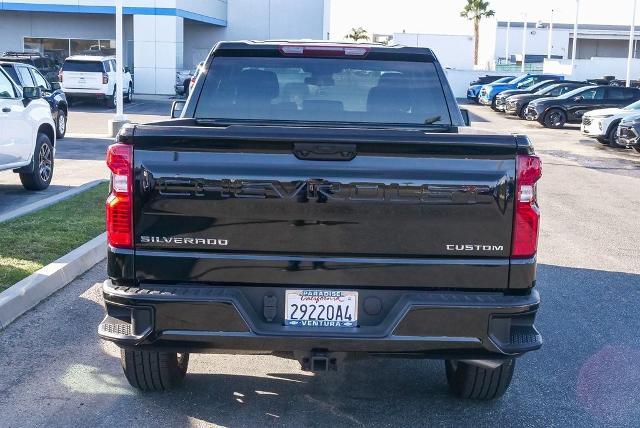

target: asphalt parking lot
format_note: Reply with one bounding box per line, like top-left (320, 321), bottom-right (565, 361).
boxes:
top-left (0, 95), bottom-right (171, 217)
top-left (0, 103), bottom-right (639, 427)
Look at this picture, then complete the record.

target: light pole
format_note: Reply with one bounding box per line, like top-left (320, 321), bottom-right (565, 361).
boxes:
top-left (109, 0), bottom-right (129, 136)
top-left (115, 0), bottom-right (125, 121)
top-left (570, 0), bottom-right (580, 75)
top-left (521, 14), bottom-right (528, 73)
top-left (626, 0), bottom-right (638, 87)
top-left (547, 9), bottom-right (554, 59)
top-left (505, 21), bottom-right (510, 64)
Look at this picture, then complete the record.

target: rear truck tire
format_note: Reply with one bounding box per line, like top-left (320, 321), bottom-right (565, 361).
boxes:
top-left (55, 109), bottom-right (66, 139)
top-left (634, 145), bottom-right (640, 153)
top-left (19, 133), bottom-right (54, 191)
top-left (124, 84), bottom-right (133, 103)
top-left (606, 121), bottom-right (627, 149)
top-left (596, 137), bottom-right (609, 145)
top-left (106, 86), bottom-right (117, 109)
top-left (543, 108), bottom-right (567, 129)
top-left (120, 349), bottom-right (189, 391)
top-left (445, 359), bottom-right (515, 400)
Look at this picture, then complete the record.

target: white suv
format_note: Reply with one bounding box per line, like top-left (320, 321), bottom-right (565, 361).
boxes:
top-left (581, 100), bottom-right (640, 148)
top-left (0, 66), bottom-right (56, 190)
top-left (60, 55), bottom-right (133, 109)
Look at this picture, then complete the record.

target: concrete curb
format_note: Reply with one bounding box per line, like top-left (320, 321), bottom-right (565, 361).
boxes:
top-left (0, 179), bottom-right (107, 224)
top-left (0, 233), bottom-right (106, 330)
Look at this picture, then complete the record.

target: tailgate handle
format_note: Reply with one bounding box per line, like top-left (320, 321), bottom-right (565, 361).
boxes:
top-left (293, 143), bottom-right (357, 161)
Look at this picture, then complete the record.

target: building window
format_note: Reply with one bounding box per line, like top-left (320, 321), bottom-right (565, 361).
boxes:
top-left (70, 39), bottom-right (116, 56)
top-left (23, 37), bottom-right (118, 66)
top-left (23, 37), bottom-right (70, 66)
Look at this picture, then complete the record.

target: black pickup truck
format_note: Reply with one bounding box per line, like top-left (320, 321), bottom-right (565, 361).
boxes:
top-left (99, 41), bottom-right (542, 400)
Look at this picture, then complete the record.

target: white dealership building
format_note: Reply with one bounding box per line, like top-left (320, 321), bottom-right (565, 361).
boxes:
top-left (0, 0), bottom-right (331, 94)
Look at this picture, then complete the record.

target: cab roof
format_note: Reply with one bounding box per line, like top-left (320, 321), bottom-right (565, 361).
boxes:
top-left (212, 40), bottom-right (438, 62)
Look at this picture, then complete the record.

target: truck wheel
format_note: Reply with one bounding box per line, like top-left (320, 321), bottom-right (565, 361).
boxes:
top-left (596, 137), bottom-right (609, 145)
top-left (19, 133), bottom-right (54, 191)
top-left (124, 84), bottom-right (133, 103)
top-left (120, 349), bottom-right (189, 391)
top-left (445, 359), bottom-right (515, 400)
top-left (543, 109), bottom-right (566, 128)
top-left (634, 145), bottom-right (640, 153)
top-left (106, 87), bottom-right (117, 109)
top-left (56, 109), bottom-right (67, 139)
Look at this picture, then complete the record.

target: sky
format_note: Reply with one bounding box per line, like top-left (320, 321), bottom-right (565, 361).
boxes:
top-left (330, 0), bottom-right (637, 39)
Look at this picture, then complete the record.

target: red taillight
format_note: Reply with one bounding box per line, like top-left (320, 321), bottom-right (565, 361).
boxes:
top-left (58, 71), bottom-right (63, 83)
top-left (511, 154), bottom-right (542, 258)
top-left (103, 72), bottom-right (109, 84)
top-left (189, 76), bottom-right (196, 91)
top-left (279, 44), bottom-right (370, 57)
top-left (106, 143), bottom-right (133, 248)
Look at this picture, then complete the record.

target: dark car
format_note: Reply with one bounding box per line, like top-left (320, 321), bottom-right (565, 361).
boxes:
top-left (493, 79), bottom-right (565, 112)
top-left (470, 75), bottom-right (514, 86)
top-left (466, 75), bottom-right (514, 102)
top-left (99, 41), bottom-right (543, 400)
top-left (0, 52), bottom-right (60, 83)
top-left (505, 81), bottom-right (589, 118)
top-left (0, 61), bottom-right (68, 138)
top-left (525, 85), bottom-right (640, 128)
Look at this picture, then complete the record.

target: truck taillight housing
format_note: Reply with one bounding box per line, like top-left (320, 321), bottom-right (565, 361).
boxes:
top-left (106, 143), bottom-right (133, 248)
top-left (58, 71), bottom-right (63, 83)
top-left (512, 154), bottom-right (542, 258)
top-left (103, 72), bottom-right (109, 84)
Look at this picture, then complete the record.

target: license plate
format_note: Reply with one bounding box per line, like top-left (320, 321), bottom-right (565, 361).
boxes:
top-left (285, 290), bottom-right (358, 327)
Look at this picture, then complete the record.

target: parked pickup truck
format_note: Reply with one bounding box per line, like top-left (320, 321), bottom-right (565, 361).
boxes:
top-left (99, 41), bottom-right (543, 400)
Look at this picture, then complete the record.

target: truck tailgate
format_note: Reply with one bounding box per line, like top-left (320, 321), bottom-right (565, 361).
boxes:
top-left (132, 125), bottom-right (517, 289)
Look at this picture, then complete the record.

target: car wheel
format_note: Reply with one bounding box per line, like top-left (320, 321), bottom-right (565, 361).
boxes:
top-left (596, 137), bottom-right (609, 145)
top-left (120, 349), bottom-right (189, 391)
top-left (490, 98), bottom-right (499, 111)
top-left (633, 145), bottom-right (640, 153)
top-left (518, 104), bottom-right (528, 119)
top-left (55, 109), bottom-right (67, 139)
top-left (106, 86), bottom-right (117, 109)
top-left (19, 133), bottom-right (54, 191)
top-left (124, 84), bottom-right (133, 103)
top-left (543, 108), bottom-right (567, 128)
top-left (607, 121), bottom-right (627, 149)
top-left (445, 359), bottom-right (515, 400)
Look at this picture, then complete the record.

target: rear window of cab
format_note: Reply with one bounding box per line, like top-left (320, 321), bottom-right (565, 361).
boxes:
top-left (194, 56), bottom-right (453, 127)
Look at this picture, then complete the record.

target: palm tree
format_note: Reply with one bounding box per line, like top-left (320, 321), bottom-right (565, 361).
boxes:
top-left (345, 27), bottom-right (370, 42)
top-left (460, 0), bottom-right (495, 66)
